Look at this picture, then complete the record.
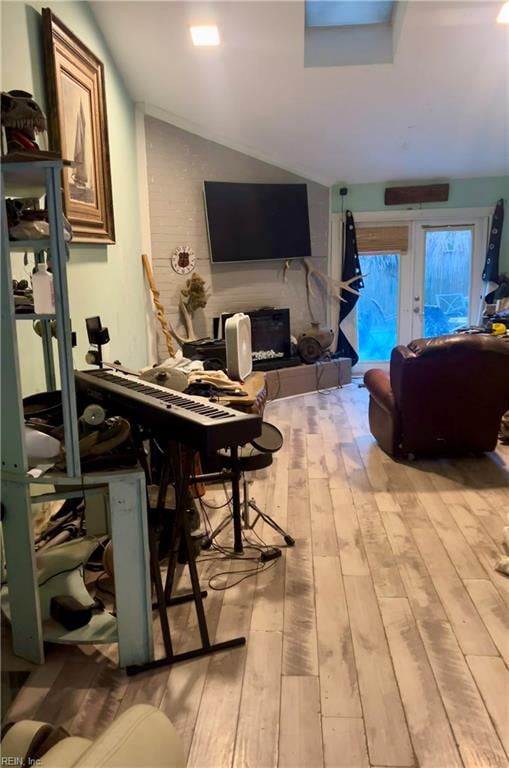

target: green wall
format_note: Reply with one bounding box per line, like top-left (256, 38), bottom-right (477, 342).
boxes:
top-left (331, 176), bottom-right (509, 270)
top-left (1, 1), bottom-right (147, 393)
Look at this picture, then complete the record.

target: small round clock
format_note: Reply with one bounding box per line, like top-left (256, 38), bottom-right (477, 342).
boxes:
top-left (171, 245), bottom-right (196, 275)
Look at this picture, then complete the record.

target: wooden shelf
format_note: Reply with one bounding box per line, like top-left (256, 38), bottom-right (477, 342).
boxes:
top-left (15, 313), bottom-right (56, 321)
top-left (30, 486), bottom-right (107, 504)
top-left (1, 157), bottom-right (65, 196)
top-left (42, 612), bottom-right (118, 645)
top-left (2, 151), bottom-right (63, 163)
top-left (9, 239), bottom-right (50, 251)
top-left (3, 466), bottom-right (144, 487)
top-left (3, 170), bottom-right (53, 195)
top-left (1, 589), bottom-right (118, 645)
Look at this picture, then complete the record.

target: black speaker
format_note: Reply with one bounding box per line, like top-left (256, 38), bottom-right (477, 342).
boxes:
top-left (182, 338), bottom-right (226, 367)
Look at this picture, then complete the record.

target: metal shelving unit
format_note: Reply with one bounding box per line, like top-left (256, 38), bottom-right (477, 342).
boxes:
top-left (2, 159), bottom-right (80, 478)
top-left (1, 159), bottom-right (83, 663)
top-left (1, 158), bottom-right (153, 668)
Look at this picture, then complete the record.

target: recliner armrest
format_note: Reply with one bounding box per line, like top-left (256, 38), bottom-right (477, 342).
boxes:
top-left (1, 721), bottom-right (54, 763)
top-left (363, 369), bottom-right (396, 414)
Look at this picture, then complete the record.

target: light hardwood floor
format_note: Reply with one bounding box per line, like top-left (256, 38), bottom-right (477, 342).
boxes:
top-left (4, 385), bottom-right (509, 768)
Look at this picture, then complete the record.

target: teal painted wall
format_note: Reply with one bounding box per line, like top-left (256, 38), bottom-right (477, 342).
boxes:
top-left (1, 1), bottom-right (147, 393)
top-left (331, 176), bottom-right (509, 270)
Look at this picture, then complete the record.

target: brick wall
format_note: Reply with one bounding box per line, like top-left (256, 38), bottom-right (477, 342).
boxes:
top-left (145, 116), bottom-right (330, 361)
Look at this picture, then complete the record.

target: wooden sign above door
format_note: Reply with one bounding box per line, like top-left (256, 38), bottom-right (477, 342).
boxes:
top-left (384, 183), bottom-right (449, 206)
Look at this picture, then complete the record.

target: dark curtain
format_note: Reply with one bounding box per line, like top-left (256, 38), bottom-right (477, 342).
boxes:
top-left (482, 198), bottom-right (504, 303)
top-left (336, 210), bottom-right (364, 365)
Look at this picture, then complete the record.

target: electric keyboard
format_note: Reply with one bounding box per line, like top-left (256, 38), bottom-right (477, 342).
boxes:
top-left (75, 368), bottom-right (261, 453)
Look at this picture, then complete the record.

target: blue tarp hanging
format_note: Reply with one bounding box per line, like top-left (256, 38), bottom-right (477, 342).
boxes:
top-left (482, 198), bottom-right (504, 302)
top-left (336, 210), bottom-right (364, 365)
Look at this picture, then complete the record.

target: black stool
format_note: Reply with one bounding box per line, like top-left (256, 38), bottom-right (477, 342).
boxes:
top-left (207, 422), bottom-right (295, 548)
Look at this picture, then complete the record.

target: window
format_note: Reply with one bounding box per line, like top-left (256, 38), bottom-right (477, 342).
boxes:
top-left (305, 0), bottom-right (395, 28)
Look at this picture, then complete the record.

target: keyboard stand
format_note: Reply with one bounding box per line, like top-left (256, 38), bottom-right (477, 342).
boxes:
top-left (126, 439), bottom-right (245, 676)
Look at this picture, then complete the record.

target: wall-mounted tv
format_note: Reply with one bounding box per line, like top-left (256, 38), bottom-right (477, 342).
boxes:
top-left (204, 181), bottom-right (312, 264)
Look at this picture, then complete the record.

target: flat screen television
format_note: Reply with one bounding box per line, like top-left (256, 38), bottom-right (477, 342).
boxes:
top-left (204, 181), bottom-right (312, 264)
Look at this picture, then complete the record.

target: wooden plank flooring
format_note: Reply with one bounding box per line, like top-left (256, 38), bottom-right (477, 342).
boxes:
top-left (4, 385), bottom-right (509, 767)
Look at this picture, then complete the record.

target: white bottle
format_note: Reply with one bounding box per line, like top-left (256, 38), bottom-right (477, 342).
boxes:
top-left (32, 263), bottom-right (55, 314)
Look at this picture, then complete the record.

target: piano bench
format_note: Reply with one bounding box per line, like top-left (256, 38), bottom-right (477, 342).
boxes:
top-left (216, 421), bottom-right (283, 472)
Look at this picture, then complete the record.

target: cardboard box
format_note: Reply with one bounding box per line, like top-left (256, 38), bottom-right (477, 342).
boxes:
top-left (265, 358), bottom-right (352, 400)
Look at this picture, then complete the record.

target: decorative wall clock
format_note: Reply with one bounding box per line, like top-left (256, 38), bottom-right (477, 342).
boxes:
top-left (171, 245), bottom-right (196, 275)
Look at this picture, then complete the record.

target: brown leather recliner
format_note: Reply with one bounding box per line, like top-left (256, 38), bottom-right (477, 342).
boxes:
top-left (364, 334), bottom-right (509, 457)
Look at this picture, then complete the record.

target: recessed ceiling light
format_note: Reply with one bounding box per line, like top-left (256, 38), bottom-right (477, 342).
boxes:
top-left (497, 2), bottom-right (509, 22)
top-left (190, 25), bottom-right (220, 46)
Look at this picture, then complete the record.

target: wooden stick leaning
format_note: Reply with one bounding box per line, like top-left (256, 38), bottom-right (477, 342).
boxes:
top-left (141, 253), bottom-right (176, 357)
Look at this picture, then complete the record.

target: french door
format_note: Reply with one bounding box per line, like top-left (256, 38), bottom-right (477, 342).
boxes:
top-left (357, 251), bottom-right (401, 363)
top-left (410, 224), bottom-right (482, 341)
top-left (355, 216), bottom-right (486, 370)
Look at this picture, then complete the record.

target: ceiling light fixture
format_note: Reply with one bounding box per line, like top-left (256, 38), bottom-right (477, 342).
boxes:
top-left (190, 25), bottom-right (220, 46)
top-left (497, 2), bottom-right (509, 22)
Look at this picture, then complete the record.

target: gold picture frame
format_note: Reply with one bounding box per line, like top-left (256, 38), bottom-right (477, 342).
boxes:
top-left (42, 9), bottom-right (115, 243)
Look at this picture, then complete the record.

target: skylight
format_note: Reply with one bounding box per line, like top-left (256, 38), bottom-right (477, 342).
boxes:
top-left (306, 0), bottom-right (395, 29)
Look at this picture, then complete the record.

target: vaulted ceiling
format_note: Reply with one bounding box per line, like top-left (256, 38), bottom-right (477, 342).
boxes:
top-left (90, 1), bottom-right (509, 185)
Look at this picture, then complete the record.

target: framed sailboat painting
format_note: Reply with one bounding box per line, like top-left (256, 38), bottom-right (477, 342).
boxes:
top-left (42, 9), bottom-right (115, 243)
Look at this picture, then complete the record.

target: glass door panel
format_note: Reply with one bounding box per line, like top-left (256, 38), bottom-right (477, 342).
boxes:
top-left (413, 227), bottom-right (474, 339)
top-left (357, 252), bottom-right (400, 362)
